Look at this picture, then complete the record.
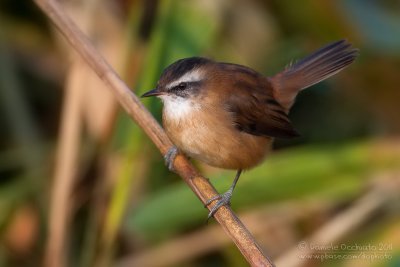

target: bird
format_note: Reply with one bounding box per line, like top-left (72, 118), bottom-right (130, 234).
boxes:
top-left (141, 39), bottom-right (358, 219)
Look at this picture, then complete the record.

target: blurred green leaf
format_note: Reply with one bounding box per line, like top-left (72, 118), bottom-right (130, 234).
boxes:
top-left (127, 141), bottom-right (400, 241)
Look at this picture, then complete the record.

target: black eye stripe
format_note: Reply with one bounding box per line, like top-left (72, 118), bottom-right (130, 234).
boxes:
top-left (170, 81), bottom-right (200, 91)
top-left (175, 82), bottom-right (187, 90)
top-left (168, 82), bottom-right (187, 92)
top-left (167, 81), bottom-right (203, 98)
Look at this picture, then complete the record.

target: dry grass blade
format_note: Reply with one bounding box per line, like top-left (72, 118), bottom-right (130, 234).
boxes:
top-left (45, 1), bottom-right (101, 267)
top-left (33, 0), bottom-right (275, 266)
top-left (275, 172), bottom-right (400, 267)
top-left (45, 61), bottom-right (84, 267)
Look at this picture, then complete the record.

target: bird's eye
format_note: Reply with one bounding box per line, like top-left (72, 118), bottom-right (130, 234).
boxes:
top-left (175, 82), bottom-right (187, 90)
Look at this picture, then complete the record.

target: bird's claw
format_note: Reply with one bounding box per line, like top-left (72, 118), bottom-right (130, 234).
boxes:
top-left (205, 190), bottom-right (233, 220)
top-left (164, 146), bottom-right (179, 172)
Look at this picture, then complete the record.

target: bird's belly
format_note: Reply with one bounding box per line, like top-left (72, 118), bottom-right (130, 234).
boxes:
top-left (164, 115), bottom-right (272, 170)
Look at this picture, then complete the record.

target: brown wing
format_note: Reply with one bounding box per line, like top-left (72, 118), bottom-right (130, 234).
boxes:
top-left (270, 40), bottom-right (358, 111)
top-left (223, 73), bottom-right (300, 139)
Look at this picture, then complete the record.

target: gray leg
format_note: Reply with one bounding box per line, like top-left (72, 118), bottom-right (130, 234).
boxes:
top-left (164, 146), bottom-right (179, 172)
top-left (205, 169), bottom-right (242, 219)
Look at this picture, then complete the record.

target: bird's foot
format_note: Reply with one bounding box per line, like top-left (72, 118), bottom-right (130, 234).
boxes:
top-left (164, 146), bottom-right (179, 172)
top-left (205, 189), bottom-right (233, 220)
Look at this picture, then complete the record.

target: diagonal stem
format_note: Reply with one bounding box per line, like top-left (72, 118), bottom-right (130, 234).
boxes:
top-left (33, 1), bottom-right (275, 266)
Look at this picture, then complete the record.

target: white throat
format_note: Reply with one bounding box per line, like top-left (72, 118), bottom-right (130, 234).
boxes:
top-left (160, 95), bottom-right (201, 121)
top-left (160, 68), bottom-right (204, 120)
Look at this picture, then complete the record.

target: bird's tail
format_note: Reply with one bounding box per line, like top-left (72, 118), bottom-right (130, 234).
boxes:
top-left (270, 40), bottom-right (359, 110)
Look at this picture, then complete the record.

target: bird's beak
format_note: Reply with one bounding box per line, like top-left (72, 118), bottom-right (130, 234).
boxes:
top-left (141, 88), bottom-right (163, 98)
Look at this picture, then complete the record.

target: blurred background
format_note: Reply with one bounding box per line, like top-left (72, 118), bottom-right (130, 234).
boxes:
top-left (0, 0), bottom-right (400, 266)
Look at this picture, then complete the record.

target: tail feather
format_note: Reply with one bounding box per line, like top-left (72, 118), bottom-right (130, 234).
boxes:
top-left (270, 40), bottom-right (359, 111)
